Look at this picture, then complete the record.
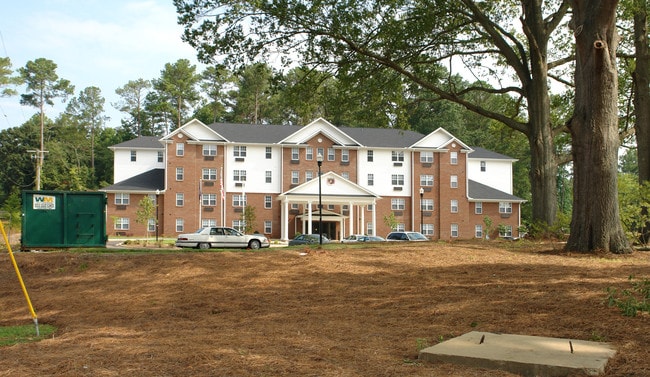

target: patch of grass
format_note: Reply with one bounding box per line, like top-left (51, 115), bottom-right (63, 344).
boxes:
top-left (0, 324), bottom-right (57, 347)
top-left (606, 275), bottom-right (650, 317)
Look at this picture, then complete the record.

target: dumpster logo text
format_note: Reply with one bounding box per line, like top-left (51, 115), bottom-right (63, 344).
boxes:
top-left (33, 195), bottom-right (56, 210)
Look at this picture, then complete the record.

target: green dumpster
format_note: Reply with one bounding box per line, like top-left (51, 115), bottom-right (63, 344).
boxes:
top-left (21, 191), bottom-right (107, 250)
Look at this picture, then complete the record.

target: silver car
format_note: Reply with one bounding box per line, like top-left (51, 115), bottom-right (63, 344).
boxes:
top-left (175, 227), bottom-right (270, 250)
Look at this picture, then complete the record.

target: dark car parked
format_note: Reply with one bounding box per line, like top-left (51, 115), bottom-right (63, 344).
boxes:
top-left (386, 231), bottom-right (429, 241)
top-left (288, 234), bottom-right (330, 246)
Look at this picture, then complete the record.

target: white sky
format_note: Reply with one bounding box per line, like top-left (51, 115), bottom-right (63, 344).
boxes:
top-left (0, 0), bottom-right (203, 131)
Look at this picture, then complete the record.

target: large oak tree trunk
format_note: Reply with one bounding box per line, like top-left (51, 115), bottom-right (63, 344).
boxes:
top-left (566, 0), bottom-right (631, 253)
top-left (634, 1), bottom-right (650, 184)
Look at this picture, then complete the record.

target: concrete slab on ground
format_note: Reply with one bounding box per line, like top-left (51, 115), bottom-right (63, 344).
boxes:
top-left (419, 331), bottom-right (616, 376)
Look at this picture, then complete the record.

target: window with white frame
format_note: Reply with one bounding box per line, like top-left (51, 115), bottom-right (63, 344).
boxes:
top-left (475, 202), bottom-right (483, 214)
top-left (392, 151), bottom-right (404, 162)
top-left (396, 223), bottom-right (405, 231)
top-left (291, 171), bottom-right (299, 184)
top-left (176, 218), bottom-right (184, 232)
top-left (451, 199), bottom-right (459, 213)
top-left (420, 151), bottom-right (433, 163)
top-left (234, 145), bottom-right (247, 157)
top-left (367, 222), bottom-right (374, 236)
top-left (265, 147), bottom-right (272, 159)
top-left (233, 170), bottom-right (247, 182)
top-left (176, 167), bottom-right (184, 181)
top-left (130, 150), bottom-right (136, 162)
top-left (475, 225), bottom-right (483, 238)
top-left (420, 174), bottom-right (434, 186)
top-left (232, 219), bottom-right (245, 232)
top-left (176, 193), bottom-right (184, 206)
top-left (367, 173), bottom-right (374, 186)
top-left (421, 199), bottom-right (434, 211)
top-left (265, 171), bottom-right (272, 183)
top-left (367, 150), bottom-right (374, 162)
top-left (450, 175), bottom-right (458, 188)
top-left (202, 168), bottom-right (217, 180)
top-left (342, 172), bottom-right (349, 180)
top-left (148, 218), bottom-right (156, 232)
top-left (499, 225), bottom-right (513, 238)
top-left (451, 224), bottom-right (459, 237)
top-left (327, 147), bottom-right (335, 161)
top-left (480, 161), bottom-right (486, 172)
top-left (499, 202), bottom-right (513, 214)
top-left (291, 147), bottom-right (299, 161)
top-left (202, 218), bottom-right (217, 228)
top-left (264, 195), bottom-right (272, 209)
top-left (264, 220), bottom-right (272, 234)
top-left (391, 174), bottom-right (404, 186)
top-left (317, 147), bottom-right (324, 160)
top-left (233, 194), bottom-right (247, 207)
top-left (341, 149), bottom-right (349, 162)
top-left (291, 203), bottom-right (299, 210)
top-left (115, 217), bottom-right (129, 230)
top-left (176, 142), bottom-right (184, 156)
top-left (202, 194), bottom-right (217, 206)
top-left (367, 204), bottom-right (374, 211)
top-left (391, 198), bottom-right (405, 210)
top-left (306, 147), bottom-right (313, 160)
top-left (157, 151), bottom-right (163, 162)
top-left (450, 151), bottom-right (458, 164)
top-left (422, 224), bottom-right (434, 236)
top-left (115, 193), bottom-right (130, 205)
top-left (203, 144), bottom-right (217, 156)
top-left (305, 171), bottom-right (314, 181)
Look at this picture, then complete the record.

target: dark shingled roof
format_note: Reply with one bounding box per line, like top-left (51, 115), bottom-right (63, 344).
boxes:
top-left (110, 136), bottom-right (164, 149)
top-left (101, 169), bottom-right (164, 192)
top-left (469, 147), bottom-right (516, 160)
top-left (207, 123), bottom-right (297, 143)
top-left (468, 180), bottom-right (525, 202)
top-left (339, 127), bottom-right (425, 148)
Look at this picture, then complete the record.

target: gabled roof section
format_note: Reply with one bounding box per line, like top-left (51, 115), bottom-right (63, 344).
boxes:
top-left (100, 169), bottom-right (164, 192)
top-left (280, 118), bottom-right (360, 146)
top-left (340, 127), bottom-right (425, 148)
top-left (163, 119), bottom-right (224, 142)
top-left (468, 180), bottom-right (525, 202)
top-left (412, 127), bottom-right (471, 150)
top-left (207, 122), bottom-right (297, 144)
top-left (280, 171), bottom-right (380, 198)
top-left (109, 136), bottom-right (163, 150)
top-left (469, 147), bottom-right (517, 161)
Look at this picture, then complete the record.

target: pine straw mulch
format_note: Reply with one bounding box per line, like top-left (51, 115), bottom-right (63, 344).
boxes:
top-left (0, 240), bottom-right (649, 377)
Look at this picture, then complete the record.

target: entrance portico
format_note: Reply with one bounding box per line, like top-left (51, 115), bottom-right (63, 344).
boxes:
top-left (278, 172), bottom-right (380, 241)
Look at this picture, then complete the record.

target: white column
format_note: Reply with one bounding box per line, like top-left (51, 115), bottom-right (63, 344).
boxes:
top-left (349, 201), bottom-right (354, 236)
top-left (360, 205), bottom-right (366, 235)
top-left (307, 201), bottom-right (313, 234)
top-left (282, 199), bottom-right (289, 241)
top-left (372, 199), bottom-right (377, 236)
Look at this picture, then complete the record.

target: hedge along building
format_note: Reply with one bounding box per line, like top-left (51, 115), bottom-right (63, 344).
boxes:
top-left (101, 118), bottom-right (525, 241)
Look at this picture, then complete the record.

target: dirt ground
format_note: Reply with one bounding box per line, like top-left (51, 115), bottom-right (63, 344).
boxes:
top-left (1, 240), bottom-right (649, 377)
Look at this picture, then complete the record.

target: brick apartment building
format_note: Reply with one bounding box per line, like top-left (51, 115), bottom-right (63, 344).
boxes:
top-left (101, 118), bottom-right (525, 241)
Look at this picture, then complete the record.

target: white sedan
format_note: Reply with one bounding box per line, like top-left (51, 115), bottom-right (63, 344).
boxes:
top-left (175, 227), bottom-right (270, 250)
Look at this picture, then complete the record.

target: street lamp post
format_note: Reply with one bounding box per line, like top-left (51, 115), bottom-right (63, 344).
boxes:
top-left (419, 187), bottom-right (424, 234)
top-left (317, 153), bottom-right (323, 245)
top-left (155, 189), bottom-right (160, 242)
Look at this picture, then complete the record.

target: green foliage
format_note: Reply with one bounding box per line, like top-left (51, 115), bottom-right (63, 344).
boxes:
top-left (618, 173), bottom-right (650, 245)
top-left (606, 275), bottom-right (650, 317)
top-left (153, 58), bottom-right (200, 130)
top-left (242, 205), bottom-right (256, 234)
top-left (135, 196), bottom-right (156, 239)
top-left (0, 57), bottom-right (23, 97)
top-left (383, 212), bottom-right (398, 231)
top-left (483, 216), bottom-right (493, 240)
top-left (526, 212), bottom-right (571, 240)
top-left (0, 324), bottom-right (57, 347)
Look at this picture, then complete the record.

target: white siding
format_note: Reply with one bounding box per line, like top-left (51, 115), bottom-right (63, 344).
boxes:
top-left (113, 149), bottom-right (164, 183)
top-left (467, 158), bottom-right (513, 194)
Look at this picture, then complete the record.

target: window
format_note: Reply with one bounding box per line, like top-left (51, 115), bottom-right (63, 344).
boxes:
top-left (157, 151), bottom-right (163, 163)
top-left (450, 175), bottom-right (458, 188)
top-left (264, 195), bottom-right (272, 209)
top-left (291, 203), bottom-right (299, 210)
top-left (234, 145), bottom-right (247, 157)
top-left (396, 223), bottom-right (405, 232)
top-left (420, 175), bottom-right (434, 186)
top-left (176, 143), bottom-right (184, 156)
top-left (233, 194), bottom-right (247, 207)
top-left (176, 167), bottom-right (184, 181)
top-left (202, 194), bottom-right (217, 206)
top-left (451, 199), bottom-right (459, 213)
top-left (264, 220), bottom-right (272, 234)
top-left (451, 224), bottom-right (459, 237)
top-left (202, 168), bottom-right (217, 180)
top-left (291, 147), bottom-right (300, 161)
top-left (291, 171), bottom-right (299, 184)
top-left (305, 171), bottom-right (313, 181)
top-left (500, 225), bottom-right (513, 238)
top-left (391, 174), bottom-right (404, 186)
top-left (391, 198), bottom-right (405, 210)
top-left (421, 199), bottom-right (434, 211)
top-left (176, 218), bottom-right (184, 232)
top-left (499, 202), bottom-right (513, 214)
top-left (130, 150), bottom-right (136, 162)
top-left (148, 218), bottom-right (156, 232)
top-left (367, 222), bottom-right (374, 236)
top-left (265, 171), bottom-right (272, 183)
top-left (232, 219), bottom-right (245, 232)
top-left (341, 149), bottom-right (349, 162)
top-left (392, 151), bottom-right (404, 162)
top-left (327, 148), bottom-right (335, 161)
top-left (367, 150), bottom-right (374, 162)
top-left (115, 193), bottom-right (130, 205)
top-left (233, 170), bottom-right (247, 182)
top-left (420, 151), bottom-right (433, 163)
top-left (176, 193), bottom-right (184, 207)
top-left (475, 202), bottom-right (483, 214)
top-left (480, 161), bottom-right (486, 172)
top-left (202, 218), bottom-right (217, 228)
top-left (306, 147), bottom-right (313, 161)
top-left (367, 174), bottom-right (374, 186)
top-left (422, 224), bottom-right (434, 236)
top-left (367, 204), bottom-right (374, 211)
top-left (265, 147), bottom-right (272, 159)
top-left (475, 225), bottom-right (483, 238)
top-left (115, 217), bottom-right (129, 230)
top-left (342, 172), bottom-right (349, 180)
top-left (450, 151), bottom-right (458, 164)
top-left (203, 145), bottom-right (217, 156)
top-left (317, 148), bottom-right (324, 160)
